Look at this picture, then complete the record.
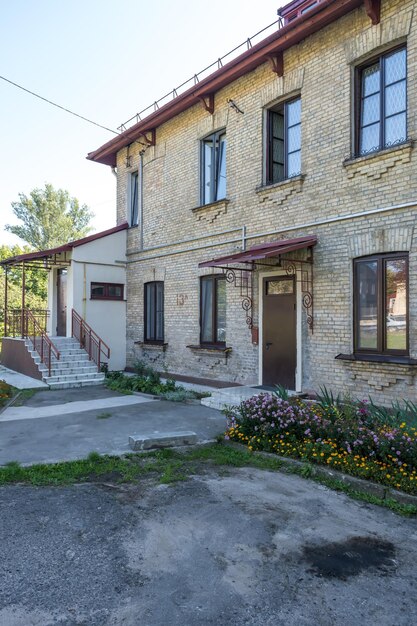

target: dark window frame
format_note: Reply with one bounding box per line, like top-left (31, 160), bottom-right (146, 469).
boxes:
top-left (129, 170), bottom-right (139, 227)
top-left (355, 45), bottom-right (407, 157)
top-left (353, 252), bottom-right (409, 356)
top-left (90, 282), bottom-right (124, 301)
top-left (200, 275), bottom-right (226, 347)
top-left (266, 96), bottom-right (301, 185)
top-left (144, 281), bottom-right (164, 343)
top-left (200, 129), bottom-right (227, 205)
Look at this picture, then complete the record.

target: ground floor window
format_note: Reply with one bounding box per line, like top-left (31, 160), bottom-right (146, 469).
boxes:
top-left (200, 275), bottom-right (226, 345)
top-left (91, 282), bottom-right (124, 300)
top-left (354, 253), bottom-right (408, 355)
top-left (144, 281), bottom-right (164, 342)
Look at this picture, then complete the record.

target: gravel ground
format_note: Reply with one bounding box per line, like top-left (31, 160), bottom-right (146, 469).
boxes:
top-left (1, 467), bottom-right (416, 625)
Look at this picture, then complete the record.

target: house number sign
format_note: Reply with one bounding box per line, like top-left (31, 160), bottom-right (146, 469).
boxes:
top-left (176, 294), bottom-right (188, 306)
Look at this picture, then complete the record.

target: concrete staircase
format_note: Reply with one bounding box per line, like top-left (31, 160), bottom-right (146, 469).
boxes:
top-left (27, 337), bottom-right (105, 389)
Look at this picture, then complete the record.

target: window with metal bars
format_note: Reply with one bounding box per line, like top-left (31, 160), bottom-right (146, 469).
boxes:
top-left (266, 97), bottom-right (301, 184)
top-left (357, 46), bottom-right (407, 156)
top-left (144, 281), bottom-right (164, 342)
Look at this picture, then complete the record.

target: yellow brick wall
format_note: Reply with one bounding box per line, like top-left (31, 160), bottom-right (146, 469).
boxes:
top-left (116, 0), bottom-right (417, 403)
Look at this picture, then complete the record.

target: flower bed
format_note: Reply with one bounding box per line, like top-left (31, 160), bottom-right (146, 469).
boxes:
top-left (225, 393), bottom-right (417, 495)
top-left (0, 380), bottom-right (14, 408)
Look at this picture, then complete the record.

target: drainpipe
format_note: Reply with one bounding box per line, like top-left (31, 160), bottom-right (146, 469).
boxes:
top-left (139, 150), bottom-right (144, 250)
top-left (111, 166), bottom-right (117, 178)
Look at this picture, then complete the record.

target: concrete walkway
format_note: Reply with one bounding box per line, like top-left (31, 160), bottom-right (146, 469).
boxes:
top-left (0, 394), bottom-right (154, 422)
top-left (0, 387), bottom-right (226, 465)
top-left (0, 365), bottom-right (48, 390)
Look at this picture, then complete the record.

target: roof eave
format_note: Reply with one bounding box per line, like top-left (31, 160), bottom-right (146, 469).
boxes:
top-left (87, 0), bottom-right (365, 167)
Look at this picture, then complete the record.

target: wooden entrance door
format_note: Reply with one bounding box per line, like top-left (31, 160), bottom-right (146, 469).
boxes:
top-left (262, 275), bottom-right (296, 389)
top-left (56, 269), bottom-right (67, 336)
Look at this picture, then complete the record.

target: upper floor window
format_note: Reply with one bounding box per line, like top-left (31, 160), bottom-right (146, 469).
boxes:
top-left (354, 253), bottom-right (408, 355)
top-left (129, 171), bottom-right (139, 226)
top-left (144, 281), bottom-right (164, 342)
top-left (91, 282), bottom-right (124, 301)
top-left (201, 130), bottom-right (226, 205)
top-left (200, 275), bottom-right (226, 345)
top-left (266, 97), bottom-right (301, 185)
top-left (357, 47), bottom-right (407, 156)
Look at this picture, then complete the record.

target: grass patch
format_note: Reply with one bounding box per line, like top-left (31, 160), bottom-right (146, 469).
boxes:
top-left (0, 444), bottom-right (415, 516)
top-left (96, 412), bottom-right (112, 420)
top-left (9, 388), bottom-right (40, 407)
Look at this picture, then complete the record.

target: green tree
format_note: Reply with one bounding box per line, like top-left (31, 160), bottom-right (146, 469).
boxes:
top-left (0, 245), bottom-right (48, 335)
top-left (5, 183), bottom-right (93, 249)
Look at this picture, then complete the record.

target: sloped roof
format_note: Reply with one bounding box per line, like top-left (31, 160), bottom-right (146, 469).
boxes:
top-left (87, 0), bottom-right (366, 167)
top-left (0, 222), bottom-right (128, 266)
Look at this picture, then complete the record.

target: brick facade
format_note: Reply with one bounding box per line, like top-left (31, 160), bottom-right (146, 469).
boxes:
top-left (112, 0), bottom-right (417, 404)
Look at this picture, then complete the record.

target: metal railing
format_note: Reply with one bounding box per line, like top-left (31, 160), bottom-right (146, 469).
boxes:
top-left (71, 309), bottom-right (110, 371)
top-left (117, 18), bottom-right (284, 133)
top-left (6, 309), bottom-right (60, 377)
top-left (3, 308), bottom-right (50, 338)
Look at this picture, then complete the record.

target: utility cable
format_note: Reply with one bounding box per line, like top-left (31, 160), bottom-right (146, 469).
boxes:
top-left (0, 74), bottom-right (118, 135)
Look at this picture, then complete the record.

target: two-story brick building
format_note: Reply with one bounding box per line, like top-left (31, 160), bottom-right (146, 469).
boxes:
top-left (88, 0), bottom-right (417, 403)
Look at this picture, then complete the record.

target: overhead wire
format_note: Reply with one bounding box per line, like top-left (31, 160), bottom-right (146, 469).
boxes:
top-left (0, 74), bottom-right (118, 135)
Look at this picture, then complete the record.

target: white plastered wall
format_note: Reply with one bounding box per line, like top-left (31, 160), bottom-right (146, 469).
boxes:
top-left (70, 229), bottom-right (127, 370)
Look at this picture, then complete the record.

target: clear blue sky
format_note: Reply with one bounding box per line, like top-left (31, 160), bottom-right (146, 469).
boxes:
top-left (0, 0), bottom-right (285, 248)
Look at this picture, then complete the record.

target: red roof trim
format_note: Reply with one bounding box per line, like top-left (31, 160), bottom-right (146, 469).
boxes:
top-left (88, 0), bottom-right (364, 167)
top-left (198, 236), bottom-right (317, 267)
top-left (0, 222), bottom-right (128, 265)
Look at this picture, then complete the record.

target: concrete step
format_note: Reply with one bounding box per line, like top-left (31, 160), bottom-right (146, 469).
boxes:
top-left (39, 361), bottom-right (98, 376)
top-left (38, 361), bottom-right (97, 372)
top-left (41, 367), bottom-right (100, 379)
top-left (47, 378), bottom-right (106, 390)
top-left (44, 370), bottom-right (104, 385)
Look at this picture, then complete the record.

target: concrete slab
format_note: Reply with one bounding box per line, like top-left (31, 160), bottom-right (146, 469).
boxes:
top-left (0, 401), bottom-right (225, 465)
top-left (0, 394), bottom-right (155, 423)
top-left (0, 365), bottom-right (48, 390)
top-left (1, 468), bottom-right (417, 625)
top-left (129, 431), bottom-right (198, 450)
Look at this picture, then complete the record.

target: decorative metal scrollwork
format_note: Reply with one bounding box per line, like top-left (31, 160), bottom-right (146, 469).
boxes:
top-left (224, 269), bottom-right (236, 284)
top-left (221, 267), bottom-right (253, 329)
top-left (282, 257), bottom-right (314, 334)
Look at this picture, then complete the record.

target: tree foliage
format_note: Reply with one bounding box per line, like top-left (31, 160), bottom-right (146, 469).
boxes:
top-left (5, 184), bottom-right (93, 250)
top-left (0, 245), bottom-right (48, 334)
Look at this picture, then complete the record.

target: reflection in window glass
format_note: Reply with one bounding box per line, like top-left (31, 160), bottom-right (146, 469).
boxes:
top-left (359, 47), bottom-right (407, 155)
top-left (216, 278), bottom-right (226, 343)
top-left (357, 261), bottom-right (378, 350)
top-left (202, 131), bottom-right (226, 205)
top-left (266, 279), bottom-right (294, 295)
top-left (200, 276), bottom-right (226, 345)
top-left (385, 259), bottom-right (407, 351)
top-left (268, 97), bottom-right (301, 184)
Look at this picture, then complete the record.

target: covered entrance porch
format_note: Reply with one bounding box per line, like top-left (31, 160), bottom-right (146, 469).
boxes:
top-left (199, 235), bottom-right (317, 392)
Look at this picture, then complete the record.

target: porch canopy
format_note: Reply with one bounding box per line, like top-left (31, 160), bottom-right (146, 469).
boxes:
top-left (199, 235), bottom-right (317, 268)
top-left (0, 223), bottom-right (128, 336)
top-left (198, 235), bottom-right (317, 331)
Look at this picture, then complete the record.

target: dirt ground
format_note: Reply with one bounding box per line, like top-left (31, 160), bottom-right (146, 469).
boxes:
top-left (1, 466), bottom-right (416, 626)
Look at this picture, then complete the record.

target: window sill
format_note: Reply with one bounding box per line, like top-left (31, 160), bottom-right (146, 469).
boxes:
top-left (256, 174), bottom-right (305, 194)
top-left (343, 139), bottom-right (414, 169)
top-left (187, 344), bottom-right (232, 355)
top-left (191, 198), bottom-right (230, 224)
top-left (135, 341), bottom-right (168, 351)
top-left (335, 353), bottom-right (417, 366)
